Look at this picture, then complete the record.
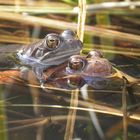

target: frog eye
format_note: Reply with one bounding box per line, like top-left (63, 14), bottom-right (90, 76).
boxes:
top-left (46, 34), bottom-right (60, 50)
top-left (68, 55), bottom-right (87, 72)
top-left (87, 50), bottom-right (103, 58)
top-left (61, 29), bottom-right (76, 39)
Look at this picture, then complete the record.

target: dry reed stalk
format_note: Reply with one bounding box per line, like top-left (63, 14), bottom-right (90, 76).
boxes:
top-left (0, 118), bottom-right (50, 132)
top-left (7, 115), bottom-right (89, 125)
top-left (122, 78), bottom-right (128, 140)
top-left (86, 1), bottom-right (140, 11)
top-left (0, 34), bottom-right (31, 44)
top-left (0, 0), bottom-right (69, 7)
top-left (0, 5), bottom-right (75, 14)
top-left (83, 44), bottom-right (140, 57)
top-left (77, 0), bottom-right (86, 42)
top-left (1, 68), bottom-right (139, 96)
top-left (64, 1), bottom-right (86, 140)
top-left (84, 44), bottom-right (140, 53)
top-left (0, 12), bottom-right (140, 44)
top-left (64, 89), bottom-right (79, 140)
top-left (75, 100), bottom-right (140, 121)
top-left (4, 115), bottom-right (89, 133)
top-left (96, 49), bottom-right (140, 57)
top-left (27, 71), bottom-right (45, 140)
top-left (7, 101), bottom-right (140, 121)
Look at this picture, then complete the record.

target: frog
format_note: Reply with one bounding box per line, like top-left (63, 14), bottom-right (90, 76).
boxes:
top-left (55, 50), bottom-right (129, 91)
top-left (16, 29), bottom-right (83, 84)
top-left (41, 50), bottom-right (114, 89)
top-left (60, 49), bottom-right (137, 105)
top-left (65, 50), bottom-right (116, 89)
top-left (66, 50), bottom-right (138, 89)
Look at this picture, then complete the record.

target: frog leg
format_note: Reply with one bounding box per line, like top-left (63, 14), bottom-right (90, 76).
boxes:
top-left (33, 67), bottom-right (46, 84)
top-left (20, 66), bottom-right (30, 81)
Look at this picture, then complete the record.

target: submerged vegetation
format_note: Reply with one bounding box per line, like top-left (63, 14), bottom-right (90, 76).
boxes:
top-left (0, 0), bottom-right (140, 140)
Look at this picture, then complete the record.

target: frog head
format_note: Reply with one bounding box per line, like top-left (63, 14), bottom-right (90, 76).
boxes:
top-left (17, 29), bottom-right (83, 83)
top-left (66, 50), bottom-right (113, 89)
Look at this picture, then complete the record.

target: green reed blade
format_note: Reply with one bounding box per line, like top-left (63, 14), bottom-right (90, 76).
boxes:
top-left (0, 86), bottom-right (8, 140)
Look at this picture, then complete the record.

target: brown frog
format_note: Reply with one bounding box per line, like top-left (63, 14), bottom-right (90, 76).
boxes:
top-left (17, 29), bottom-right (83, 83)
top-left (43, 50), bottom-right (115, 90)
top-left (65, 50), bottom-right (115, 89)
top-left (51, 50), bottom-right (133, 91)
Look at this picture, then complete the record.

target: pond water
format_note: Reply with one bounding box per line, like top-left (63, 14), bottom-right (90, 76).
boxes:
top-left (0, 1), bottom-right (140, 139)
top-left (0, 43), bottom-right (140, 140)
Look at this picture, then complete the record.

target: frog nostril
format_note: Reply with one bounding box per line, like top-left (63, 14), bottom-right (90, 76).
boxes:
top-left (49, 39), bottom-right (56, 42)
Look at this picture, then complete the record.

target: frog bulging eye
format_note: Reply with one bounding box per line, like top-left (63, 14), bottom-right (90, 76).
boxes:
top-left (68, 55), bottom-right (87, 72)
top-left (61, 29), bottom-right (76, 39)
top-left (45, 34), bottom-right (60, 50)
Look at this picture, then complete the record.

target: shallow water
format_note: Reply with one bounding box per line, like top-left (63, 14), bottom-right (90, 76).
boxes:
top-left (0, 44), bottom-right (140, 140)
top-left (0, 1), bottom-right (140, 138)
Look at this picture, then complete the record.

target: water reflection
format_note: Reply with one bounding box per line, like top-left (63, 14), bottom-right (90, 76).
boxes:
top-left (0, 48), bottom-right (139, 140)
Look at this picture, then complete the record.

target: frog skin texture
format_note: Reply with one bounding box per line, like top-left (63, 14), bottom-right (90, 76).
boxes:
top-left (65, 51), bottom-right (124, 90)
top-left (50, 50), bottom-right (123, 90)
top-left (17, 29), bottom-right (83, 83)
